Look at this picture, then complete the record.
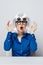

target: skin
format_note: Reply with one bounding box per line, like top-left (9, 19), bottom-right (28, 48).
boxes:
top-left (15, 22), bottom-right (27, 38)
top-left (29, 22), bottom-right (37, 34)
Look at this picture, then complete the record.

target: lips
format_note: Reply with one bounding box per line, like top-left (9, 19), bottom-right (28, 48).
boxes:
top-left (20, 27), bottom-right (23, 30)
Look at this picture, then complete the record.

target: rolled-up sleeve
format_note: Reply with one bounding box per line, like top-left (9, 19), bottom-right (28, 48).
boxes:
top-left (4, 32), bottom-right (12, 51)
top-left (30, 34), bottom-right (37, 52)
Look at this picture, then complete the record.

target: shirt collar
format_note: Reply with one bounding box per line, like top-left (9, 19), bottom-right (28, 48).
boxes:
top-left (13, 32), bottom-right (28, 38)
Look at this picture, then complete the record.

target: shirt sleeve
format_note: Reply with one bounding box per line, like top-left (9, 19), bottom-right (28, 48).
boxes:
top-left (30, 34), bottom-right (37, 52)
top-left (4, 32), bottom-right (12, 51)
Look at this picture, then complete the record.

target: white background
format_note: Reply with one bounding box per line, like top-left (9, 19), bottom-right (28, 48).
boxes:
top-left (0, 0), bottom-right (43, 56)
top-left (0, 57), bottom-right (43, 65)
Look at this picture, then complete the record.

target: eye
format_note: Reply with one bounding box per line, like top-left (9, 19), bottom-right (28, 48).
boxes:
top-left (22, 21), bottom-right (27, 23)
top-left (17, 21), bottom-right (21, 24)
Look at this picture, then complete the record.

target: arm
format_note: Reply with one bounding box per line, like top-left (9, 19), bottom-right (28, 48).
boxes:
top-left (4, 32), bottom-right (12, 51)
top-left (30, 34), bottom-right (37, 56)
top-left (4, 21), bottom-right (13, 56)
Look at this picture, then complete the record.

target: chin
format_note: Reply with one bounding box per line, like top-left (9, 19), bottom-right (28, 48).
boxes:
top-left (19, 30), bottom-right (24, 33)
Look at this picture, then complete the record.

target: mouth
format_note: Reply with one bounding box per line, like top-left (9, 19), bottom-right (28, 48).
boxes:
top-left (20, 26), bottom-right (23, 30)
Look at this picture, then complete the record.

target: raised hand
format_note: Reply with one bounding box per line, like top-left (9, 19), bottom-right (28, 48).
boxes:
top-left (6, 20), bottom-right (13, 32)
top-left (29, 22), bottom-right (37, 34)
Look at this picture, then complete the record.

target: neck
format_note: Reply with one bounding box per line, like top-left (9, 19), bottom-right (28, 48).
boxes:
top-left (18, 32), bottom-right (24, 38)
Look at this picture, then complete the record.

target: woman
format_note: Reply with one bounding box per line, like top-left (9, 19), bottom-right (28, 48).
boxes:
top-left (4, 14), bottom-right (37, 56)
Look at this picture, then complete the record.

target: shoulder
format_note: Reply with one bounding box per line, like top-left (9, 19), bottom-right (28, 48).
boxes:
top-left (12, 32), bottom-right (17, 38)
top-left (26, 33), bottom-right (36, 39)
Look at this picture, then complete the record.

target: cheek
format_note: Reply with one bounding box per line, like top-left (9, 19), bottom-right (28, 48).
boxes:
top-left (23, 25), bottom-right (26, 29)
top-left (16, 25), bottom-right (20, 30)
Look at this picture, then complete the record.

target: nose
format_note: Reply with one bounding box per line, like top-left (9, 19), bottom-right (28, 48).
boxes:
top-left (20, 22), bottom-right (23, 25)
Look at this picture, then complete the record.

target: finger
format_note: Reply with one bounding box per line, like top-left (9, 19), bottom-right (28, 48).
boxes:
top-left (34, 22), bottom-right (37, 26)
top-left (7, 20), bottom-right (11, 26)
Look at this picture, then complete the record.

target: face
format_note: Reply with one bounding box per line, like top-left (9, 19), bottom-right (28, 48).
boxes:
top-left (15, 21), bottom-right (27, 33)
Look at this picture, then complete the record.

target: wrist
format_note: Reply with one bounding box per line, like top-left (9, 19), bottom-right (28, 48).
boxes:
top-left (29, 30), bottom-right (34, 34)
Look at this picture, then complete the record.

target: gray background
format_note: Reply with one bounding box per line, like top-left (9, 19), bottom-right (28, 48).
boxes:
top-left (0, 0), bottom-right (43, 56)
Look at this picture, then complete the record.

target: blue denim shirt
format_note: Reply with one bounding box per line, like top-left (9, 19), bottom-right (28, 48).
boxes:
top-left (4, 32), bottom-right (37, 56)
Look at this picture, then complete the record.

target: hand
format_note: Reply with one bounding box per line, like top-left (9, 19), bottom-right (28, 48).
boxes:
top-left (6, 20), bottom-right (13, 32)
top-left (29, 22), bottom-right (37, 34)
